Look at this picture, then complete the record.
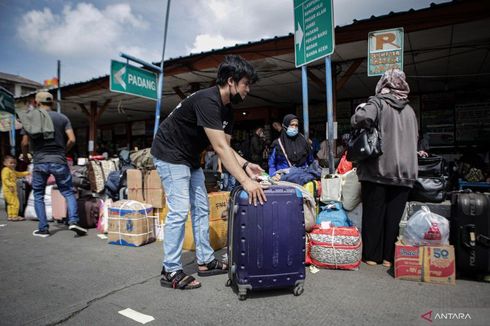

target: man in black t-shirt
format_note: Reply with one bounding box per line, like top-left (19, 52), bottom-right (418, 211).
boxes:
top-left (152, 55), bottom-right (266, 290)
top-left (21, 91), bottom-right (87, 238)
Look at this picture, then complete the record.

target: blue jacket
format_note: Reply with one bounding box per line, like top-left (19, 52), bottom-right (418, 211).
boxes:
top-left (268, 146), bottom-right (314, 176)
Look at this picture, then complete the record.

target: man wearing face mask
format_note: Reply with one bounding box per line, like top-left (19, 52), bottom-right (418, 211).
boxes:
top-left (268, 114), bottom-right (313, 177)
top-left (151, 55), bottom-right (267, 290)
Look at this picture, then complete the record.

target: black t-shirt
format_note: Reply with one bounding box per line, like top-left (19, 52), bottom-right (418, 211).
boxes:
top-left (22, 111), bottom-right (72, 164)
top-left (151, 86), bottom-right (234, 168)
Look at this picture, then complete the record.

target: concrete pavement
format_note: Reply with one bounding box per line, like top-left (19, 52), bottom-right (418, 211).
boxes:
top-left (0, 210), bottom-right (489, 326)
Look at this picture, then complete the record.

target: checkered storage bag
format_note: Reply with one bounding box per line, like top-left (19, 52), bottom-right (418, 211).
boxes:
top-left (88, 160), bottom-right (119, 193)
top-left (307, 225), bottom-right (362, 270)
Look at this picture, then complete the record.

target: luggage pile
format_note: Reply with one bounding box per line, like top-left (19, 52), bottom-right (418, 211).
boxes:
top-left (397, 154), bottom-right (490, 284)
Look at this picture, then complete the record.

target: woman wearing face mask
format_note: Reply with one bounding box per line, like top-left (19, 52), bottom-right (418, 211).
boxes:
top-left (268, 114), bottom-right (313, 177)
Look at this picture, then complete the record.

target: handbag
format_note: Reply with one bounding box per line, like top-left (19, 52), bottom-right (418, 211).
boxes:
top-left (418, 155), bottom-right (444, 177)
top-left (346, 97), bottom-right (383, 163)
top-left (346, 127), bottom-right (382, 163)
top-left (409, 177), bottom-right (446, 203)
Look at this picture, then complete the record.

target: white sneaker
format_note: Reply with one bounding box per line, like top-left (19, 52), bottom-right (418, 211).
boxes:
top-left (68, 224), bottom-right (88, 236)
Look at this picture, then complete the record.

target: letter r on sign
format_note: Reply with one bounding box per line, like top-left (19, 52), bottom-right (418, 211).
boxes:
top-left (375, 32), bottom-right (400, 50)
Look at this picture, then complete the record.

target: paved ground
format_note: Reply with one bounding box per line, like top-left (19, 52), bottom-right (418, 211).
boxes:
top-left (0, 208), bottom-right (489, 326)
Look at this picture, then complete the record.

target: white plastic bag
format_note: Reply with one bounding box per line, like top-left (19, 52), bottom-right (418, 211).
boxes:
top-left (24, 185), bottom-right (53, 221)
top-left (402, 206), bottom-right (449, 246)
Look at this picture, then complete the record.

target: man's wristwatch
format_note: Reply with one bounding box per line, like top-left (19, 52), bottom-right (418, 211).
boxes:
top-left (242, 161), bottom-right (250, 171)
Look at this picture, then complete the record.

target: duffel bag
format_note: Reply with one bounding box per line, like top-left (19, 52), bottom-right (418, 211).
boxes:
top-left (418, 155), bottom-right (444, 177)
top-left (409, 177), bottom-right (446, 203)
top-left (306, 226), bottom-right (362, 270)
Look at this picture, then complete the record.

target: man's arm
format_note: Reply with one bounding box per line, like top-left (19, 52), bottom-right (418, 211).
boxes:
top-left (65, 128), bottom-right (76, 152)
top-left (226, 134), bottom-right (264, 179)
top-left (21, 134), bottom-right (30, 163)
top-left (206, 128), bottom-right (265, 205)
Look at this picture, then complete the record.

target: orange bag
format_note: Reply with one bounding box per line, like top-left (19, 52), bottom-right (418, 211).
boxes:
top-left (337, 153), bottom-right (353, 175)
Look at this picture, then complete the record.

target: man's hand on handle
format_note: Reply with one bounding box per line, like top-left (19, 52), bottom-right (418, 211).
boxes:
top-left (244, 162), bottom-right (264, 180)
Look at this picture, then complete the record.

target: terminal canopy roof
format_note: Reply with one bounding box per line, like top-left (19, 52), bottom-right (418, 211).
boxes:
top-left (15, 0), bottom-right (490, 128)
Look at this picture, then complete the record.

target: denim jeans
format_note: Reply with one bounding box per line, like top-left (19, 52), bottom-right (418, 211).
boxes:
top-left (32, 163), bottom-right (78, 231)
top-left (154, 158), bottom-right (215, 273)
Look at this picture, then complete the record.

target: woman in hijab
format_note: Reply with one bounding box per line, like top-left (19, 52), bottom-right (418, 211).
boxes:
top-left (268, 114), bottom-right (313, 176)
top-left (351, 69), bottom-right (418, 268)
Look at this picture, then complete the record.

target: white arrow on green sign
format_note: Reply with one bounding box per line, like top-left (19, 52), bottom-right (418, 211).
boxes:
top-left (110, 60), bottom-right (158, 100)
top-left (294, 0), bottom-right (335, 67)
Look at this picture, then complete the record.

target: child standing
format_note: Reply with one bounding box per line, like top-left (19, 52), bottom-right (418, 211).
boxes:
top-left (2, 155), bottom-right (30, 221)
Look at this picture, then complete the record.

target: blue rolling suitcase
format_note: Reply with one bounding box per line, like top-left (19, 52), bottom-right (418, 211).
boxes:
top-left (227, 185), bottom-right (306, 300)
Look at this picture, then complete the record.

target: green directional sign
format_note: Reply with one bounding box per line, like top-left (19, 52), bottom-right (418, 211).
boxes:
top-left (110, 60), bottom-right (158, 100)
top-left (0, 87), bottom-right (15, 115)
top-left (294, 0), bottom-right (334, 67)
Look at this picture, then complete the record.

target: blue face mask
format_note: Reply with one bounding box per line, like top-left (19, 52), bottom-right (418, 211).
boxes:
top-left (286, 127), bottom-right (298, 137)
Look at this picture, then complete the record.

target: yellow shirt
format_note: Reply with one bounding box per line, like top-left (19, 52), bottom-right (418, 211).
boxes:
top-left (1, 167), bottom-right (29, 193)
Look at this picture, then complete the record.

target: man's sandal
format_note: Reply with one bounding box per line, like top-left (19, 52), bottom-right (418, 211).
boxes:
top-left (160, 270), bottom-right (201, 290)
top-left (197, 259), bottom-right (228, 277)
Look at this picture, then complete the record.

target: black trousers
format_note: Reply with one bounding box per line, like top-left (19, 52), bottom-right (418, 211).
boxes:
top-left (361, 181), bottom-right (411, 263)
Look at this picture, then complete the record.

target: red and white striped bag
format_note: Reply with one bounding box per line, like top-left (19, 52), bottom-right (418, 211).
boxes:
top-left (306, 225), bottom-right (362, 270)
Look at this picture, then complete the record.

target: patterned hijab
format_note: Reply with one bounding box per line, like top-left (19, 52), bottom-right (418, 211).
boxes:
top-left (375, 69), bottom-right (410, 100)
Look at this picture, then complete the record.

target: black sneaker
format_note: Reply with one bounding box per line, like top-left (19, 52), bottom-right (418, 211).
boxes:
top-left (68, 224), bottom-right (88, 236)
top-left (33, 229), bottom-right (50, 238)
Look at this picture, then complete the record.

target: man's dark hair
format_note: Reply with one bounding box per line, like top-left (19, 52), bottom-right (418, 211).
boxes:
top-left (216, 55), bottom-right (258, 86)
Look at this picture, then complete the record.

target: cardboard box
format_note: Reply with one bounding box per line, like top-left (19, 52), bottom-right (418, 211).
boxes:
top-left (394, 241), bottom-right (455, 285)
top-left (155, 191), bottom-right (229, 224)
top-left (208, 192), bottom-right (230, 221)
top-left (183, 218), bottom-right (228, 251)
top-left (127, 169), bottom-right (144, 202)
top-left (144, 169), bottom-right (165, 209)
top-left (127, 169), bottom-right (165, 208)
top-left (107, 205), bottom-right (155, 247)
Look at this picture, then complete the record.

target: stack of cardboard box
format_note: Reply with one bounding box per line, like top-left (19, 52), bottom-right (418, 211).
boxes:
top-left (127, 169), bottom-right (165, 209)
top-left (182, 192), bottom-right (230, 251)
top-left (394, 241), bottom-right (456, 285)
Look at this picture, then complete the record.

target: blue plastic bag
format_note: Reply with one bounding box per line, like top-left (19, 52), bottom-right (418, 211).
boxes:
top-left (316, 202), bottom-right (352, 227)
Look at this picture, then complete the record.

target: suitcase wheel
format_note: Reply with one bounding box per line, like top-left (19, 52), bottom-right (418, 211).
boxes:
top-left (238, 289), bottom-right (247, 301)
top-left (293, 284), bottom-right (304, 297)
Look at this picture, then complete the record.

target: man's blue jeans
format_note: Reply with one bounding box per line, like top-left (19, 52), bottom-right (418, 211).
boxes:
top-left (32, 163), bottom-right (78, 231)
top-left (154, 158), bottom-right (215, 273)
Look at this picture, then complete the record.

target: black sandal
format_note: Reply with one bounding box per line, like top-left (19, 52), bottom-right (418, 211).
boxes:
top-left (197, 259), bottom-right (228, 277)
top-left (160, 269), bottom-right (201, 290)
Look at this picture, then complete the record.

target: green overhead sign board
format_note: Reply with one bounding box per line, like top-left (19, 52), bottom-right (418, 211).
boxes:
top-left (294, 0), bottom-right (334, 67)
top-left (110, 60), bottom-right (158, 100)
top-left (0, 87), bottom-right (15, 115)
top-left (368, 28), bottom-right (404, 76)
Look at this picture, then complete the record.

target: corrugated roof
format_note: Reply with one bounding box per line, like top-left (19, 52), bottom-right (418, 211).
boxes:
top-left (0, 72), bottom-right (42, 87)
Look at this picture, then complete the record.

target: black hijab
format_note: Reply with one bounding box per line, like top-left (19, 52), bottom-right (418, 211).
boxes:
top-left (278, 114), bottom-right (310, 166)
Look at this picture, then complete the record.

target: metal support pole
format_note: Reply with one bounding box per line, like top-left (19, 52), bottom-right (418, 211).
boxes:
top-left (10, 114), bottom-right (15, 156)
top-left (301, 65), bottom-right (309, 140)
top-left (325, 56), bottom-right (335, 174)
top-left (153, 0), bottom-right (171, 138)
top-left (57, 60), bottom-right (61, 113)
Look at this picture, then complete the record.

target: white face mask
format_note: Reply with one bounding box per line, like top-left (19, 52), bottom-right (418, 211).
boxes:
top-left (286, 127), bottom-right (298, 137)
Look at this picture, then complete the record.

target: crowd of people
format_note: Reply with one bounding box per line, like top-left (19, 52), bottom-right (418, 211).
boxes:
top-left (5, 55), bottom-right (489, 291)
